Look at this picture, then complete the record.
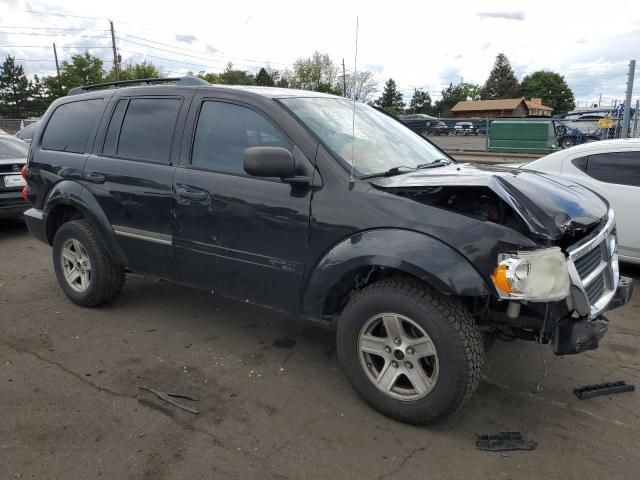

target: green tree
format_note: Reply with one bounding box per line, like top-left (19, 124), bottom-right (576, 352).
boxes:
top-left (434, 82), bottom-right (481, 116)
top-left (106, 61), bottom-right (162, 81)
top-left (197, 71), bottom-right (222, 84)
top-left (521, 70), bottom-right (575, 113)
top-left (290, 52), bottom-right (341, 94)
top-left (219, 62), bottom-right (256, 85)
top-left (0, 55), bottom-right (32, 118)
top-left (28, 74), bottom-right (49, 117)
top-left (256, 67), bottom-right (274, 86)
top-left (408, 88), bottom-right (432, 114)
top-left (373, 78), bottom-right (405, 116)
top-left (43, 51), bottom-right (105, 102)
top-left (481, 53), bottom-right (521, 99)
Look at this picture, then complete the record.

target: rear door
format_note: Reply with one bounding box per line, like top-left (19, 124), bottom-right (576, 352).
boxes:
top-left (172, 95), bottom-right (314, 312)
top-left (85, 90), bottom-right (192, 278)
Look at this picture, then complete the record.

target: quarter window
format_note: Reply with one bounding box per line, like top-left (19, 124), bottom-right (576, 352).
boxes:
top-left (116, 98), bottom-right (182, 164)
top-left (584, 152), bottom-right (640, 187)
top-left (191, 101), bottom-right (291, 174)
top-left (41, 99), bottom-right (104, 153)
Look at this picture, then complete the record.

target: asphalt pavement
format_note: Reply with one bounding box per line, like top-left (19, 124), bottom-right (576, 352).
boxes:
top-left (1, 219), bottom-right (639, 479)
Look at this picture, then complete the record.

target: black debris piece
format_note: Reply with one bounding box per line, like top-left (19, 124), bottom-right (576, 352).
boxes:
top-left (476, 432), bottom-right (537, 452)
top-left (574, 381), bottom-right (635, 400)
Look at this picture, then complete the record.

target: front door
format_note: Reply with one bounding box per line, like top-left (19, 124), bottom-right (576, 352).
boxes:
top-left (173, 99), bottom-right (314, 313)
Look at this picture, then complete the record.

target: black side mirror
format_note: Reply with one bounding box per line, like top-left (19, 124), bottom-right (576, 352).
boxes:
top-left (244, 146), bottom-right (296, 178)
top-left (244, 146), bottom-right (312, 186)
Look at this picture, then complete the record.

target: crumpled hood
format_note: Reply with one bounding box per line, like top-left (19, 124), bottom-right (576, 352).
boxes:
top-left (368, 163), bottom-right (608, 240)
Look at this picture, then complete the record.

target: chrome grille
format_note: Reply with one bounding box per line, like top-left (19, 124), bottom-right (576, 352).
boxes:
top-left (567, 209), bottom-right (618, 318)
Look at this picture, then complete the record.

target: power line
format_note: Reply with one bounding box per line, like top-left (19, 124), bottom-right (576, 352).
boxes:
top-left (0, 31), bottom-right (111, 39)
top-left (11, 9), bottom-right (105, 21)
top-left (0, 26), bottom-right (110, 31)
top-left (0, 45), bottom-right (113, 49)
top-left (118, 32), bottom-right (292, 68)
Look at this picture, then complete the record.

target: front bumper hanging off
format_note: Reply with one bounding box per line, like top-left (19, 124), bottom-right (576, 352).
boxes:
top-left (553, 275), bottom-right (634, 355)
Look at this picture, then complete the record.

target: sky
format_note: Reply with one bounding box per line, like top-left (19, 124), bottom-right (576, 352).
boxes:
top-left (1, 0), bottom-right (639, 109)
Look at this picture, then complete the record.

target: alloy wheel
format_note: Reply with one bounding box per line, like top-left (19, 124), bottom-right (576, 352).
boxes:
top-left (60, 238), bottom-right (92, 293)
top-left (358, 313), bottom-right (439, 401)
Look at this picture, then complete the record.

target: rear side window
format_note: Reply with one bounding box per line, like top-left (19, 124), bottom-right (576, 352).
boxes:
top-left (585, 152), bottom-right (640, 187)
top-left (191, 101), bottom-right (291, 175)
top-left (41, 99), bottom-right (104, 153)
top-left (115, 98), bottom-right (182, 164)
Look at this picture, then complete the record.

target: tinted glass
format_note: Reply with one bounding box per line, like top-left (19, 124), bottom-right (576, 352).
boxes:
top-left (102, 99), bottom-right (128, 156)
top-left (117, 98), bottom-right (181, 163)
top-left (572, 156), bottom-right (588, 172)
top-left (41, 99), bottom-right (103, 153)
top-left (192, 101), bottom-right (291, 174)
top-left (586, 152), bottom-right (640, 187)
top-left (0, 137), bottom-right (29, 158)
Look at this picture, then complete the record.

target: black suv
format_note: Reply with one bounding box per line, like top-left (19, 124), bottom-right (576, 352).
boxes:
top-left (23, 77), bottom-right (632, 424)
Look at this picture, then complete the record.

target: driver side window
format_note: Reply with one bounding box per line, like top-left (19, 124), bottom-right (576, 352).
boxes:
top-left (191, 101), bottom-right (292, 175)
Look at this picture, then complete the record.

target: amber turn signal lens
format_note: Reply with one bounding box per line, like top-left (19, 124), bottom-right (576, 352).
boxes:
top-left (491, 264), bottom-right (513, 293)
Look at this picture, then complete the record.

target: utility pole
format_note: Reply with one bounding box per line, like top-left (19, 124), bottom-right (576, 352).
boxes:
top-left (621, 59), bottom-right (635, 139)
top-left (110, 20), bottom-right (119, 81)
top-left (342, 58), bottom-right (347, 98)
top-left (52, 42), bottom-right (60, 77)
top-left (598, 93), bottom-right (602, 108)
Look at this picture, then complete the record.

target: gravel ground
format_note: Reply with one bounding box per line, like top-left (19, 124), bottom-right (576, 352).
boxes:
top-left (1, 219), bottom-right (639, 480)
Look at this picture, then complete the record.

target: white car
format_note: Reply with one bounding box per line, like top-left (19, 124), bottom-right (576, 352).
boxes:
top-left (520, 138), bottom-right (640, 264)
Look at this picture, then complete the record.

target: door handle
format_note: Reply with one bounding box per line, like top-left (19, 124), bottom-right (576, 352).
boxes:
top-left (83, 171), bottom-right (106, 184)
top-left (176, 186), bottom-right (209, 202)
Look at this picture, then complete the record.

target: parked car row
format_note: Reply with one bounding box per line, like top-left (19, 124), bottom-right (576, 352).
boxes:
top-left (399, 116), bottom-right (490, 136)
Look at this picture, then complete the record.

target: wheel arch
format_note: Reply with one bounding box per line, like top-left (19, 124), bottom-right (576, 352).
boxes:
top-left (43, 180), bottom-right (128, 265)
top-left (302, 228), bottom-right (490, 322)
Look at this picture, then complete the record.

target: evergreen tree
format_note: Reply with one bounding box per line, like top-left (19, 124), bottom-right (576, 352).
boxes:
top-left (481, 53), bottom-right (521, 99)
top-left (0, 55), bottom-right (32, 118)
top-left (256, 67), bottom-right (275, 86)
top-left (521, 70), bottom-right (575, 113)
top-left (374, 78), bottom-right (405, 116)
top-left (408, 89), bottom-right (432, 114)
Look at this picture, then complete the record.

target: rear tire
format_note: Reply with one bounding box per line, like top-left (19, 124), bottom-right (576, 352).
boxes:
top-left (337, 278), bottom-right (484, 425)
top-left (52, 220), bottom-right (125, 307)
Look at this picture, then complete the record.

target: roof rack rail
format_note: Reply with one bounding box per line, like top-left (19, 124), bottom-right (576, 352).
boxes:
top-left (68, 76), bottom-right (209, 96)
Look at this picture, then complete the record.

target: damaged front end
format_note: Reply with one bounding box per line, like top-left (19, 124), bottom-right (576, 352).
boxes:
top-left (370, 164), bottom-right (634, 355)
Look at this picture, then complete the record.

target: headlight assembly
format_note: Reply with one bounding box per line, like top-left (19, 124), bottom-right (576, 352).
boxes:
top-left (491, 247), bottom-right (570, 301)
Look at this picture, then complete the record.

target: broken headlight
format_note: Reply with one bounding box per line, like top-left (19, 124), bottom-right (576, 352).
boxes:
top-left (491, 247), bottom-right (570, 301)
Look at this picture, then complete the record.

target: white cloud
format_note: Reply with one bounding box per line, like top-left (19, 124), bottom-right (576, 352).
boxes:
top-left (0, 0), bottom-right (638, 106)
top-left (477, 11), bottom-right (525, 21)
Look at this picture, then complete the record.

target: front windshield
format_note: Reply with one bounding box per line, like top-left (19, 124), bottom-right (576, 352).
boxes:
top-left (280, 97), bottom-right (450, 176)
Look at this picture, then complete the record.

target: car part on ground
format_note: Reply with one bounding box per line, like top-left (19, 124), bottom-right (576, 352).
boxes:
top-left (574, 381), bottom-right (635, 399)
top-left (476, 432), bottom-right (537, 451)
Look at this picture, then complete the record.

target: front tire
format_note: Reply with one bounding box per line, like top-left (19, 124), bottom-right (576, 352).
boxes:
top-left (337, 278), bottom-right (483, 424)
top-left (52, 220), bottom-right (125, 307)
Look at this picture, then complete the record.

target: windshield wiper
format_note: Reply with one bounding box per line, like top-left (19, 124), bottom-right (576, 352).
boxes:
top-left (361, 165), bottom-right (417, 179)
top-left (416, 158), bottom-right (451, 169)
top-left (361, 159), bottom-right (452, 179)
